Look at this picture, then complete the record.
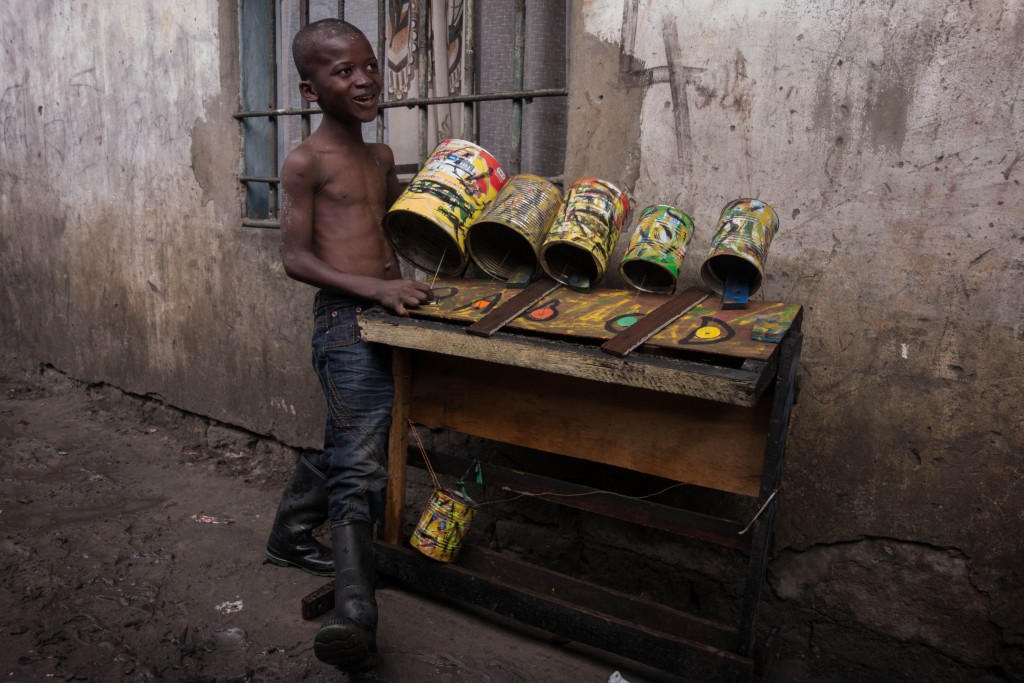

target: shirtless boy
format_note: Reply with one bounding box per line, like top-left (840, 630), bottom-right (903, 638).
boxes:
top-left (262, 18), bottom-right (432, 670)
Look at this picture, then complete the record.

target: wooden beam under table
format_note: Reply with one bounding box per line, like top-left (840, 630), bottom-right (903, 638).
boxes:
top-left (359, 314), bottom-right (770, 407)
top-left (375, 542), bottom-right (755, 681)
top-left (408, 352), bottom-right (770, 497)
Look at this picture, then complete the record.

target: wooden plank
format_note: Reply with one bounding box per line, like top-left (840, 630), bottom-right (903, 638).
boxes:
top-left (466, 278), bottom-right (561, 337)
top-left (301, 581), bottom-right (334, 620)
top-left (452, 544), bottom-right (739, 651)
top-left (359, 314), bottom-right (768, 406)
top-left (408, 354), bottom-right (769, 496)
top-left (751, 304), bottom-right (802, 343)
top-left (374, 542), bottom-right (754, 681)
top-left (384, 349), bottom-right (412, 544)
top-left (738, 331), bottom-right (802, 655)
top-left (601, 286), bottom-right (710, 357)
top-left (408, 278), bottom-right (793, 361)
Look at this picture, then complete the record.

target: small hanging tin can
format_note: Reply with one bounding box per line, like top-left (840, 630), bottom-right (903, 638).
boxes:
top-left (409, 488), bottom-right (477, 563)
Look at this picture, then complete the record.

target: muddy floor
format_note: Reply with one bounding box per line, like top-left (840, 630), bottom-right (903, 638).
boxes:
top-left (0, 356), bottom-right (686, 683)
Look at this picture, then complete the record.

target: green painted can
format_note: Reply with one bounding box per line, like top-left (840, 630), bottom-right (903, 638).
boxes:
top-left (619, 205), bottom-right (696, 294)
top-left (539, 178), bottom-right (631, 289)
top-left (699, 198), bottom-right (780, 295)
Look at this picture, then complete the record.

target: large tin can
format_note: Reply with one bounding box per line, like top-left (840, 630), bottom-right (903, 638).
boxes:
top-left (539, 178), bottom-right (631, 289)
top-left (619, 205), bottom-right (696, 294)
top-left (385, 139), bottom-right (508, 276)
top-left (466, 174), bottom-right (563, 280)
top-left (699, 198), bottom-right (780, 295)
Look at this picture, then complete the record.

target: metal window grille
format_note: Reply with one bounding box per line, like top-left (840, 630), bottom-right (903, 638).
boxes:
top-left (235, 0), bottom-right (568, 229)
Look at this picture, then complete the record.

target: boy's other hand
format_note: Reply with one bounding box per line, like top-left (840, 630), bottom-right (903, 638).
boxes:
top-left (374, 280), bottom-right (434, 316)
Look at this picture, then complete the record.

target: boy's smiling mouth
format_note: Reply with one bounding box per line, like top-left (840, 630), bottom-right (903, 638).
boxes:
top-left (353, 93), bottom-right (377, 105)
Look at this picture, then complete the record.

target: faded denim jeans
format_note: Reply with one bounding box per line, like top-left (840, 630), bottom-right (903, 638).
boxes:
top-left (309, 291), bottom-right (393, 525)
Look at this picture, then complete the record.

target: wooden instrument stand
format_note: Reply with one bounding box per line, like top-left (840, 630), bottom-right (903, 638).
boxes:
top-left (336, 293), bottom-right (802, 681)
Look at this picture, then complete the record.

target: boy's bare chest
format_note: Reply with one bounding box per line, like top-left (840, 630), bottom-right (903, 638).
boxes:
top-left (317, 167), bottom-right (386, 207)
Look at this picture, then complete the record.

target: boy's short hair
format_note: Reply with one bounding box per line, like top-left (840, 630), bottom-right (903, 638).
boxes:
top-left (292, 19), bottom-right (367, 80)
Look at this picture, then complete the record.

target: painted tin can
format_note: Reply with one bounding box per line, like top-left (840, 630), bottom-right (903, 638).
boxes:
top-left (385, 139), bottom-right (508, 276)
top-left (618, 205), bottom-right (696, 294)
top-left (466, 174), bottom-right (563, 280)
top-left (539, 178), bottom-right (631, 289)
top-left (699, 198), bottom-right (780, 295)
top-left (409, 488), bottom-right (477, 563)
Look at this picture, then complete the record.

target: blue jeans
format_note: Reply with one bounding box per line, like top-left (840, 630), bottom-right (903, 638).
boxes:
top-left (309, 291), bottom-right (393, 525)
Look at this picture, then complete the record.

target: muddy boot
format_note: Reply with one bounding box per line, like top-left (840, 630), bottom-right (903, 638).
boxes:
top-left (265, 454), bottom-right (334, 576)
top-left (313, 521), bottom-right (378, 670)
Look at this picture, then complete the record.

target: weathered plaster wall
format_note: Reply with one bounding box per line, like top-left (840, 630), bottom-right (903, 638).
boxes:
top-left (0, 1), bottom-right (322, 446)
top-left (2, 0), bottom-right (1022, 679)
top-left (568, 0), bottom-right (1023, 678)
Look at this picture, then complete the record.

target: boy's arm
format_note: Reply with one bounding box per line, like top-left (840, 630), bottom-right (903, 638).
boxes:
top-left (377, 143), bottom-right (404, 208)
top-left (278, 147), bottom-right (431, 315)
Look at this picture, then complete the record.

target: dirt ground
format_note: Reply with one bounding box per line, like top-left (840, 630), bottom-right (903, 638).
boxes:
top-left (0, 356), bottom-right (688, 683)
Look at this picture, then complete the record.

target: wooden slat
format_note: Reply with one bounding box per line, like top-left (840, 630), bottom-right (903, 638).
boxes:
top-left (359, 314), bottom-right (768, 406)
top-left (408, 278), bottom-right (791, 361)
top-left (452, 544), bottom-right (739, 650)
top-left (408, 448), bottom-right (752, 550)
top-left (374, 542), bottom-right (754, 681)
top-left (408, 353), bottom-right (769, 496)
top-left (384, 349), bottom-right (412, 544)
top-left (466, 278), bottom-right (561, 337)
top-left (601, 286), bottom-right (710, 357)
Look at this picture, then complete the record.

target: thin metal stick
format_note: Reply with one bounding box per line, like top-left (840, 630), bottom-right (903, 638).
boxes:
top-left (428, 249), bottom-right (447, 289)
top-left (631, 275), bottom-right (646, 309)
top-left (738, 488), bottom-right (780, 535)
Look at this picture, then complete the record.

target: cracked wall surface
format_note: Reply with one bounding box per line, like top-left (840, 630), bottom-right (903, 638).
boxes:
top-left (0, 0), bottom-right (1022, 679)
top-left (0, 1), bottom-right (322, 442)
top-left (569, 0), bottom-right (1023, 679)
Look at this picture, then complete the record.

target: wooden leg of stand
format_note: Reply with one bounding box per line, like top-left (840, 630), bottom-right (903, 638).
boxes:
top-left (384, 348), bottom-right (411, 545)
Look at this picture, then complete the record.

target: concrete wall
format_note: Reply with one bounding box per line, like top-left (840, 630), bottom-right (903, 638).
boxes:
top-left (0, 1), bottom-right (321, 445)
top-left (568, 0), bottom-right (1023, 679)
top-left (1, 0), bottom-right (1021, 680)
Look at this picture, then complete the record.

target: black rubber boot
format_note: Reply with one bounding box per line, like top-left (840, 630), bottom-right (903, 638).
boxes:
top-left (265, 454), bottom-right (334, 576)
top-left (313, 521), bottom-right (378, 670)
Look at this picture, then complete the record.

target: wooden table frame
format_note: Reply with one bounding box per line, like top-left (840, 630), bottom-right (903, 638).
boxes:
top-left (357, 310), bottom-right (802, 681)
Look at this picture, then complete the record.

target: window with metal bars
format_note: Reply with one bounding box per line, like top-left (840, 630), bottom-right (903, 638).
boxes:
top-left (236, 0), bottom-right (568, 229)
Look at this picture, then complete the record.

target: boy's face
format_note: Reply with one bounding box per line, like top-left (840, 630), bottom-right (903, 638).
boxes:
top-left (300, 33), bottom-right (382, 124)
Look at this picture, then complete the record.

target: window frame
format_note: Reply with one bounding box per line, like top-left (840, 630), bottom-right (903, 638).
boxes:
top-left (235, 0), bottom-right (568, 229)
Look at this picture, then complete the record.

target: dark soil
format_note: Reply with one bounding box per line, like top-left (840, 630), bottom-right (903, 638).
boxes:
top-left (0, 356), bottom-right (675, 682)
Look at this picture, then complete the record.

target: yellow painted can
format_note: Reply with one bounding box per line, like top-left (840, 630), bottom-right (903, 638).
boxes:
top-left (539, 178), bottom-right (631, 289)
top-left (385, 139), bottom-right (508, 276)
top-left (409, 488), bottom-right (477, 563)
top-left (466, 174), bottom-right (564, 280)
top-left (699, 198), bottom-right (780, 295)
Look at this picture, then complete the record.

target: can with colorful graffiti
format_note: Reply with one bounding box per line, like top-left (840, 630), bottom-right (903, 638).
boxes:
top-left (539, 178), bottom-right (631, 290)
top-left (466, 174), bottom-right (563, 280)
top-left (409, 488), bottom-right (477, 563)
top-left (699, 198), bottom-right (780, 295)
top-left (618, 204), bottom-right (696, 294)
top-left (385, 139), bottom-right (508, 276)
